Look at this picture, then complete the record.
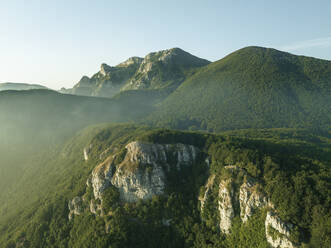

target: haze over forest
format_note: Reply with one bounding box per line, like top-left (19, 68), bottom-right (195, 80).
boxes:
top-left (0, 1), bottom-right (330, 248)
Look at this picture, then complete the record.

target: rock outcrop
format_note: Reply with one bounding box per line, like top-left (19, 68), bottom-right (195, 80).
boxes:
top-left (91, 156), bottom-right (115, 199)
top-left (239, 177), bottom-right (267, 222)
top-left (124, 48), bottom-right (210, 90)
top-left (199, 167), bottom-right (298, 245)
top-left (63, 48), bottom-right (210, 97)
top-left (117, 57), bottom-right (143, 68)
top-left (111, 156), bottom-right (166, 202)
top-left (199, 174), bottom-right (215, 211)
top-left (67, 58), bottom-right (142, 97)
top-left (68, 196), bottom-right (84, 220)
top-left (90, 141), bottom-right (199, 203)
top-left (83, 144), bottom-right (92, 161)
top-left (218, 179), bottom-right (234, 234)
top-left (69, 140), bottom-right (200, 222)
top-left (265, 211), bottom-right (295, 248)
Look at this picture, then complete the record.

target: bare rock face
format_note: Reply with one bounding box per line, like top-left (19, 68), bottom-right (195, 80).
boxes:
top-left (199, 174), bottom-right (215, 212)
top-left (68, 140), bottom-right (200, 220)
top-left (218, 179), bottom-right (234, 234)
top-left (66, 48), bottom-right (209, 97)
top-left (239, 177), bottom-right (267, 222)
top-left (68, 196), bottom-right (83, 220)
top-left (83, 144), bottom-right (93, 161)
top-left (111, 160), bottom-right (165, 202)
top-left (265, 211), bottom-right (295, 248)
top-left (117, 57), bottom-right (143, 67)
top-left (100, 63), bottom-right (115, 76)
top-left (123, 48), bottom-right (210, 90)
top-left (91, 141), bottom-right (199, 203)
top-left (91, 156), bottom-right (115, 199)
top-left (199, 167), bottom-right (299, 245)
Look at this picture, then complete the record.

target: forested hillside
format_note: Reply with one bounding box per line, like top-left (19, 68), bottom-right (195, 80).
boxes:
top-left (149, 47), bottom-right (331, 131)
top-left (0, 46), bottom-right (330, 248)
top-left (0, 125), bottom-right (329, 247)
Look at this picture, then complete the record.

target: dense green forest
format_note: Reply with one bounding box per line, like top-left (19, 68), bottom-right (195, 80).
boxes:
top-left (0, 46), bottom-right (330, 248)
top-left (149, 47), bottom-right (331, 131)
top-left (0, 125), bottom-right (330, 247)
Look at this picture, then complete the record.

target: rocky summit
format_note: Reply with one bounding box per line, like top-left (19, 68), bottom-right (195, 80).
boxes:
top-left (61, 48), bottom-right (210, 98)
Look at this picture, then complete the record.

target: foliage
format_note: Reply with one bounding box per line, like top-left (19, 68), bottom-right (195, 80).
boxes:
top-left (148, 47), bottom-right (331, 131)
top-left (0, 125), bottom-right (330, 247)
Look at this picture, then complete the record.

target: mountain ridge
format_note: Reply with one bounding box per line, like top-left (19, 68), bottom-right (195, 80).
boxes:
top-left (0, 82), bottom-right (48, 91)
top-left (61, 47), bottom-right (210, 98)
top-left (148, 46), bottom-right (331, 131)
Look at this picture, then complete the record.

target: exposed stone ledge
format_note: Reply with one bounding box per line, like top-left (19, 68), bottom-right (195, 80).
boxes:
top-left (265, 211), bottom-right (295, 248)
top-left (218, 179), bottom-right (234, 234)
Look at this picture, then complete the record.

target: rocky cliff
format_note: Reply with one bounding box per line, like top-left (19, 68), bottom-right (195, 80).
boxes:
top-left (122, 48), bottom-right (210, 90)
top-left (199, 166), bottom-right (297, 247)
top-left (61, 48), bottom-right (210, 98)
top-left (92, 141), bottom-right (199, 202)
top-left (65, 57), bottom-right (142, 98)
top-left (239, 177), bottom-right (268, 222)
top-left (68, 196), bottom-right (84, 220)
top-left (265, 211), bottom-right (295, 248)
top-left (70, 138), bottom-right (300, 247)
top-left (218, 179), bottom-right (234, 234)
top-left (70, 140), bottom-right (200, 218)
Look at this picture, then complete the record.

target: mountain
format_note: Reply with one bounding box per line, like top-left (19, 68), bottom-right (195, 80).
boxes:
top-left (0, 89), bottom-right (154, 149)
top-left (0, 46), bottom-right (330, 248)
top-left (0, 125), bottom-right (330, 247)
top-left (61, 48), bottom-right (210, 98)
top-left (148, 46), bottom-right (331, 131)
top-left (0, 82), bottom-right (47, 91)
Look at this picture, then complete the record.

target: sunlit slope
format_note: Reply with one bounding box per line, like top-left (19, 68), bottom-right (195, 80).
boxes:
top-left (0, 125), bottom-right (330, 247)
top-left (149, 46), bottom-right (331, 131)
top-left (0, 89), bottom-right (155, 147)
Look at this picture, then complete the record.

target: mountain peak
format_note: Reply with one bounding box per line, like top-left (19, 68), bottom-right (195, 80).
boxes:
top-left (66, 47), bottom-right (211, 96)
top-left (117, 57), bottom-right (143, 67)
top-left (100, 63), bottom-right (114, 76)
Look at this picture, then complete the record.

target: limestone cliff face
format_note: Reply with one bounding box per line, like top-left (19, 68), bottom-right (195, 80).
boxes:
top-left (91, 155), bottom-right (116, 199)
top-left (64, 48), bottom-right (210, 97)
top-left (67, 57), bottom-right (143, 97)
top-left (83, 144), bottom-right (92, 161)
top-left (117, 57), bottom-right (144, 68)
top-left (239, 177), bottom-right (267, 222)
top-left (265, 211), bottom-right (295, 248)
top-left (218, 179), bottom-right (234, 233)
top-left (199, 167), bottom-right (298, 245)
top-left (69, 140), bottom-right (200, 222)
top-left (124, 48), bottom-right (210, 90)
top-left (91, 141), bottom-right (199, 202)
top-left (110, 141), bottom-right (166, 202)
top-left (199, 174), bottom-right (215, 211)
top-left (68, 196), bottom-right (83, 220)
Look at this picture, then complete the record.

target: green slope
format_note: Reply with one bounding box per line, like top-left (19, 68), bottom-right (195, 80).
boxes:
top-left (149, 46), bottom-right (331, 131)
top-left (0, 125), bottom-right (330, 247)
top-left (0, 89), bottom-right (155, 147)
top-left (0, 89), bottom-right (158, 200)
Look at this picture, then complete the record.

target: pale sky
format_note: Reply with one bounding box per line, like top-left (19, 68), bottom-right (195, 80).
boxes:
top-left (0, 0), bottom-right (330, 89)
